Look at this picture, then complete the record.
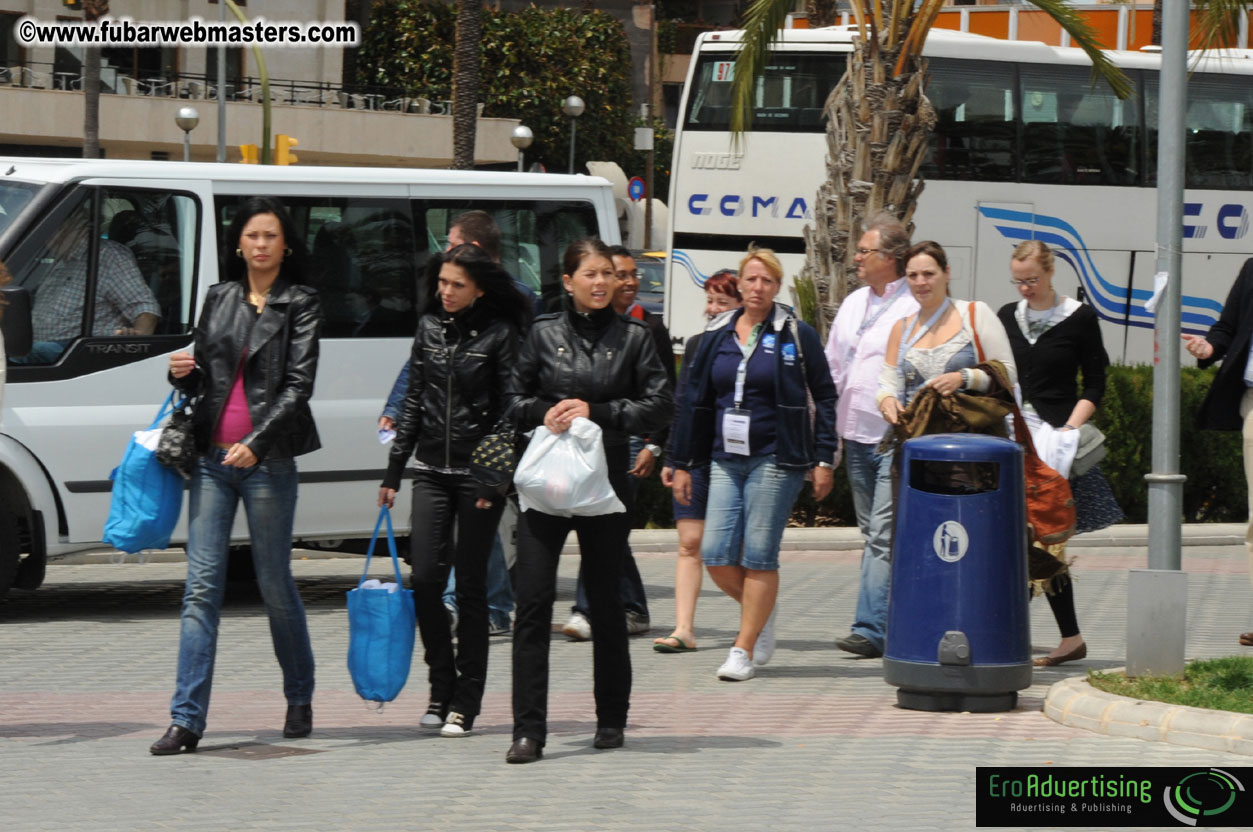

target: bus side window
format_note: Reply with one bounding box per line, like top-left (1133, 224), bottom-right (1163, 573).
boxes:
top-left (922, 59), bottom-right (1015, 182)
top-left (1020, 65), bottom-right (1140, 187)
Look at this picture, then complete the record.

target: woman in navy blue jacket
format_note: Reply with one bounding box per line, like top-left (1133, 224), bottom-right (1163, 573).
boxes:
top-left (670, 247), bottom-right (838, 682)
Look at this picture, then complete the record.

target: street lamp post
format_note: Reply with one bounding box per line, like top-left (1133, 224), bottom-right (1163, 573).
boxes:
top-left (562, 95), bottom-right (584, 175)
top-left (510, 125), bottom-right (534, 173)
top-left (175, 106), bottom-right (200, 162)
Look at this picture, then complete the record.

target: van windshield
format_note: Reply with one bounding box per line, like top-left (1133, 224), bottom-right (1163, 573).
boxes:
top-left (0, 181), bottom-right (41, 238)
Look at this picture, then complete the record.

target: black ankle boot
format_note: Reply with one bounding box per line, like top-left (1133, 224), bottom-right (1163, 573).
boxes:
top-left (283, 704), bottom-right (313, 738)
top-left (149, 724), bottom-right (200, 756)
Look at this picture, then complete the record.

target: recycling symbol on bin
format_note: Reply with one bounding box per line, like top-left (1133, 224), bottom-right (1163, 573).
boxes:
top-left (932, 520), bottom-right (969, 563)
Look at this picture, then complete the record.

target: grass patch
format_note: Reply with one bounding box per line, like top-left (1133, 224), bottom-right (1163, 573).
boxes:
top-left (1087, 656), bottom-right (1253, 715)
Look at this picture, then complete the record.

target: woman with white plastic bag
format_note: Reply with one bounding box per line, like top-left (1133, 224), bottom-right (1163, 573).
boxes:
top-left (503, 239), bottom-right (671, 764)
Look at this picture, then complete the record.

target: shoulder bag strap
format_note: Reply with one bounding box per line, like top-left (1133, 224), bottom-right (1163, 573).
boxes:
top-left (969, 301), bottom-right (985, 364)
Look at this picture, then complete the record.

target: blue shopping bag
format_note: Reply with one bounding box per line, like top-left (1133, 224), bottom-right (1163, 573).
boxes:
top-left (346, 507), bottom-right (416, 704)
top-left (102, 391), bottom-right (186, 554)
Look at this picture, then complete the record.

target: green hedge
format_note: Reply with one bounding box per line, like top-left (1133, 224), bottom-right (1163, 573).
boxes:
top-left (633, 365), bottom-right (1245, 528)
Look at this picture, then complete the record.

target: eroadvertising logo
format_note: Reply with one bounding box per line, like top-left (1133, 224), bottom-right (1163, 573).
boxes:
top-left (976, 767), bottom-right (1249, 827)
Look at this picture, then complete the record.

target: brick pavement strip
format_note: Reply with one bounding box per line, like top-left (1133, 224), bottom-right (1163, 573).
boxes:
top-left (1, 540), bottom-right (1250, 831)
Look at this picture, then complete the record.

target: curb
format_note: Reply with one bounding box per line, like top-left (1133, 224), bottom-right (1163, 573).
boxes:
top-left (1043, 673), bottom-right (1253, 757)
top-left (51, 522), bottom-right (1250, 564)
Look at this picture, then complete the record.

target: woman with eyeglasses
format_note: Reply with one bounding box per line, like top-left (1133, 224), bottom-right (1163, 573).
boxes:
top-left (997, 240), bottom-right (1121, 668)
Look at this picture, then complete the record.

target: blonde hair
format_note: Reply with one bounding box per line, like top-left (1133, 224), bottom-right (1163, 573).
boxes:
top-left (738, 245), bottom-right (783, 285)
top-left (1011, 240), bottom-right (1054, 275)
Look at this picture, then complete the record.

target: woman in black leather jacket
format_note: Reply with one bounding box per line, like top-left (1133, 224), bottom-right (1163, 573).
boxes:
top-left (379, 244), bottom-right (530, 738)
top-left (503, 238), bottom-right (672, 764)
top-left (152, 197), bottom-right (322, 756)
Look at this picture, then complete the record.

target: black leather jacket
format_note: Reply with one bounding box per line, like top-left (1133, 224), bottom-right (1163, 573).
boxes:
top-left (383, 306), bottom-right (519, 489)
top-left (507, 307), bottom-right (672, 447)
top-left (172, 279), bottom-right (322, 461)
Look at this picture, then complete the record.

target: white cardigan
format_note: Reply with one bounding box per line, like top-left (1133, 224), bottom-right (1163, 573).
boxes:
top-left (875, 299), bottom-right (1017, 405)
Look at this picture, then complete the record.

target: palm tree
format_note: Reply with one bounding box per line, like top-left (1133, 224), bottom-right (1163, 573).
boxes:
top-left (729, 1), bottom-right (1140, 339)
top-left (451, 0), bottom-right (483, 170)
top-left (82, 0), bottom-right (109, 159)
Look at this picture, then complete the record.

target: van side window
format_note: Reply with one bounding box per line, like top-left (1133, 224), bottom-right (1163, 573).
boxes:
top-left (7, 187), bottom-right (195, 365)
top-left (424, 200), bottom-right (599, 311)
top-left (216, 196), bottom-right (419, 338)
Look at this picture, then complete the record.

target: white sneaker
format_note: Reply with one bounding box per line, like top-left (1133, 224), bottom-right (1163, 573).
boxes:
top-left (562, 612), bottom-right (592, 641)
top-left (753, 606), bottom-right (778, 667)
top-left (716, 646), bottom-right (756, 681)
top-left (440, 712), bottom-right (472, 737)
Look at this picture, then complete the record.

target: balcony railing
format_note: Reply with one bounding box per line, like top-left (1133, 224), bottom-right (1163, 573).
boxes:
top-left (0, 62), bottom-right (490, 115)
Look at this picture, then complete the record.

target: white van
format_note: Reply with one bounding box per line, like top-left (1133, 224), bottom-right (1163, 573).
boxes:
top-left (0, 158), bottom-right (619, 597)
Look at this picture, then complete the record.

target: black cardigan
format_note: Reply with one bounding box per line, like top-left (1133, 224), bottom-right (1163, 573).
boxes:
top-left (997, 301), bottom-right (1108, 428)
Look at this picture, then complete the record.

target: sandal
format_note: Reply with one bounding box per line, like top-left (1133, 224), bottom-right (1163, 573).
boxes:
top-left (653, 635), bottom-right (696, 653)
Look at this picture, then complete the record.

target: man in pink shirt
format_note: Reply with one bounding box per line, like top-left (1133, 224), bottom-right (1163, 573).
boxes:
top-left (823, 213), bottom-right (917, 658)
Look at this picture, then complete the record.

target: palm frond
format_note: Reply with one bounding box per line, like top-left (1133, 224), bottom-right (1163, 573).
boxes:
top-left (848, 0), bottom-right (868, 43)
top-left (1192, 0), bottom-right (1249, 54)
top-left (895, 0), bottom-right (945, 77)
top-left (729, 0), bottom-right (795, 139)
top-left (1027, 0), bottom-right (1133, 100)
top-left (884, 0), bottom-right (914, 50)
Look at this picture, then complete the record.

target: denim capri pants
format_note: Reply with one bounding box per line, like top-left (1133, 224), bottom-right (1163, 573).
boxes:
top-left (700, 454), bottom-right (806, 571)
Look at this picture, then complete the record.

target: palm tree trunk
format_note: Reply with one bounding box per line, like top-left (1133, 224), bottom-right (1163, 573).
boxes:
top-left (451, 0), bottom-right (482, 170)
top-left (82, 0), bottom-right (108, 159)
top-left (799, 36), bottom-right (934, 340)
top-left (807, 1), bottom-right (838, 28)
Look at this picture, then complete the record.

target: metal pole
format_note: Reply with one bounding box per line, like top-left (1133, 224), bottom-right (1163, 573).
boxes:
top-left (517, 150), bottom-right (524, 173)
top-left (568, 117), bottom-right (576, 175)
top-left (216, 0), bottom-right (225, 162)
top-left (183, 131), bottom-right (191, 162)
top-left (1146, 0), bottom-right (1187, 571)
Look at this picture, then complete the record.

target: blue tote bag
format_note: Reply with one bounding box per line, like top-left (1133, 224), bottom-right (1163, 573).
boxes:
top-left (102, 391), bottom-right (186, 554)
top-left (346, 507), bottom-right (416, 704)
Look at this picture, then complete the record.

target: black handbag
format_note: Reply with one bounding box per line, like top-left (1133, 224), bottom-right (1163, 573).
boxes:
top-left (156, 395), bottom-right (197, 477)
top-left (469, 427), bottom-right (520, 488)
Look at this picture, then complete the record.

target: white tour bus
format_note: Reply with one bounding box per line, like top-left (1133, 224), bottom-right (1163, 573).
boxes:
top-left (0, 159), bottom-right (618, 597)
top-left (665, 26), bottom-right (1253, 362)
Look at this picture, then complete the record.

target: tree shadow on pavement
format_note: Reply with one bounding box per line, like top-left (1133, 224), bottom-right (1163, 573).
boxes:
top-left (0, 722), bottom-right (154, 744)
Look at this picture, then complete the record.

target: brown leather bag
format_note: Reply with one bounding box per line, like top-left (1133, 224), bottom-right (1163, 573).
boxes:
top-left (969, 303), bottom-right (1076, 550)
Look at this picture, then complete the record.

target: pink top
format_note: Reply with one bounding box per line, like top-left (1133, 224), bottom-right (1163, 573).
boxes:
top-left (213, 352), bottom-right (253, 445)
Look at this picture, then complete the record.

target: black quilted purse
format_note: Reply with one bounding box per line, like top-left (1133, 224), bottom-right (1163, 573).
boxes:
top-left (469, 427), bottom-right (520, 489)
top-left (156, 396), bottom-right (197, 478)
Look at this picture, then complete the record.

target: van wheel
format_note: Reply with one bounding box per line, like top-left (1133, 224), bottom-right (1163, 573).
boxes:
top-left (0, 511), bottom-right (20, 600)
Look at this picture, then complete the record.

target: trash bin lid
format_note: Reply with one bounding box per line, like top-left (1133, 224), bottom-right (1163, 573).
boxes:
top-left (901, 433), bottom-right (1022, 462)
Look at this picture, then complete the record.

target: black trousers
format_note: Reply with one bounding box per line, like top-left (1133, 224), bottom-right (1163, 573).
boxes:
top-left (512, 443), bottom-right (632, 744)
top-left (410, 468), bottom-right (505, 719)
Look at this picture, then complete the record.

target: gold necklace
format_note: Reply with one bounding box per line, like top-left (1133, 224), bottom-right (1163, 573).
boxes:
top-left (248, 286), bottom-right (271, 306)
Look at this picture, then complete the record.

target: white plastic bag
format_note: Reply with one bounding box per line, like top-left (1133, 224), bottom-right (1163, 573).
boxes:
top-left (514, 418), bottom-right (626, 517)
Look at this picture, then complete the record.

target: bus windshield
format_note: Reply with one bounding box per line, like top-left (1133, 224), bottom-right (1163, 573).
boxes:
top-left (0, 181), bottom-right (41, 238)
top-left (684, 52), bottom-right (846, 133)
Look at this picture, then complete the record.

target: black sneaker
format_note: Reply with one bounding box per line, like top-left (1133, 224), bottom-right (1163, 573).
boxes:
top-left (835, 633), bottom-right (883, 658)
top-left (440, 711), bottom-right (474, 737)
top-left (420, 701), bottom-right (447, 729)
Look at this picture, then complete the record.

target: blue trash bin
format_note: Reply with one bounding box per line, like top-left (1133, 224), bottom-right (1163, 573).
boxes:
top-left (883, 433), bottom-right (1032, 712)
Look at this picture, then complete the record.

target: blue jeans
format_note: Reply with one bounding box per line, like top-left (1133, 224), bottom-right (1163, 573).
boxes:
top-left (702, 454), bottom-right (806, 571)
top-left (844, 440), bottom-right (895, 652)
top-left (443, 533), bottom-right (514, 630)
top-left (170, 450), bottom-right (314, 736)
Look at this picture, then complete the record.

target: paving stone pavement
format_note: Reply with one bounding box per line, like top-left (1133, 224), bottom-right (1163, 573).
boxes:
top-left (1, 537), bottom-right (1250, 832)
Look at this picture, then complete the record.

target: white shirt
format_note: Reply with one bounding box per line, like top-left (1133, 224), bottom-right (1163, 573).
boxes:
top-left (825, 279), bottom-right (918, 444)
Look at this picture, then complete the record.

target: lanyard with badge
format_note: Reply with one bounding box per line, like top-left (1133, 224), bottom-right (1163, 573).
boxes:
top-left (723, 322), bottom-right (764, 456)
top-left (843, 281), bottom-right (907, 368)
top-left (898, 299), bottom-right (953, 362)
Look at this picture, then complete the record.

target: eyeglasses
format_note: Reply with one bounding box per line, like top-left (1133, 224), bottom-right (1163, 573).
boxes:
top-left (855, 248), bottom-right (882, 256)
top-left (616, 270), bottom-right (639, 280)
top-left (1010, 277), bottom-right (1041, 287)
